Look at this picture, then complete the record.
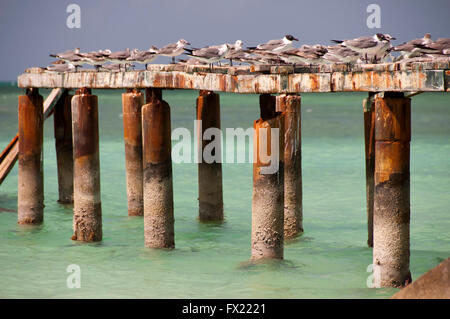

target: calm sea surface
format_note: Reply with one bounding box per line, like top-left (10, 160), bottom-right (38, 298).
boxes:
top-left (0, 84), bottom-right (448, 298)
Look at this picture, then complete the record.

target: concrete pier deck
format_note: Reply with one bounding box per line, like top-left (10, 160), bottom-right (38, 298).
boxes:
top-left (18, 60), bottom-right (450, 93)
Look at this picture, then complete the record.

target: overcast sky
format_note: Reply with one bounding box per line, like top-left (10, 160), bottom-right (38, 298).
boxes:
top-left (0, 0), bottom-right (449, 81)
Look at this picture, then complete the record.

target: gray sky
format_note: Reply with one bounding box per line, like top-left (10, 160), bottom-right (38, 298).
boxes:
top-left (0, 0), bottom-right (449, 81)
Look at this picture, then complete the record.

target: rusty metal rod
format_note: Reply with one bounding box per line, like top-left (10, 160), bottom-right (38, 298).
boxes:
top-left (276, 94), bottom-right (303, 239)
top-left (142, 88), bottom-right (174, 248)
top-left (18, 88), bottom-right (44, 224)
top-left (54, 92), bottom-right (74, 204)
top-left (196, 90), bottom-right (224, 221)
top-left (363, 93), bottom-right (376, 247)
top-left (71, 88), bottom-right (102, 242)
top-left (122, 89), bottom-right (144, 216)
top-left (373, 92), bottom-right (412, 288)
top-left (251, 95), bottom-right (285, 260)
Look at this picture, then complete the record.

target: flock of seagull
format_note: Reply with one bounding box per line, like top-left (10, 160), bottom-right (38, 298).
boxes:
top-left (46, 33), bottom-right (450, 72)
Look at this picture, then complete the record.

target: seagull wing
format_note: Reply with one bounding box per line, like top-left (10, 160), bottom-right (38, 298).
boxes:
top-left (192, 47), bottom-right (221, 59)
top-left (257, 39), bottom-right (284, 51)
top-left (345, 37), bottom-right (378, 49)
top-left (157, 43), bottom-right (178, 54)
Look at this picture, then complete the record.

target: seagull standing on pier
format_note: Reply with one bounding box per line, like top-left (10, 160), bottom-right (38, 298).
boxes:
top-left (247, 34), bottom-right (299, 53)
top-left (280, 45), bottom-right (329, 66)
top-left (46, 62), bottom-right (76, 72)
top-left (420, 38), bottom-right (450, 57)
top-left (225, 40), bottom-right (244, 66)
top-left (323, 45), bottom-right (360, 64)
top-left (126, 47), bottom-right (159, 69)
top-left (184, 43), bottom-right (231, 70)
top-left (49, 48), bottom-right (84, 70)
top-left (107, 48), bottom-right (132, 71)
top-left (79, 49), bottom-right (111, 71)
top-left (392, 33), bottom-right (434, 60)
top-left (100, 63), bottom-right (134, 72)
top-left (157, 39), bottom-right (191, 64)
top-left (332, 33), bottom-right (396, 63)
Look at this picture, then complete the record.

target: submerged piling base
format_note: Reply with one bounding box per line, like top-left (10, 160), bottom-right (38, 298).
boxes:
top-left (71, 88), bottom-right (102, 242)
top-left (276, 94), bottom-right (302, 239)
top-left (142, 88), bottom-right (174, 249)
top-left (54, 92), bottom-right (74, 204)
top-left (122, 89), bottom-right (144, 216)
top-left (251, 94), bottom-right (285, 260)
top-left (373, 92), bottom-right (411, 288)
top-left (18, 88), bottom-right (44, 224)
top-left (196, 90), bottom-right (223, 221)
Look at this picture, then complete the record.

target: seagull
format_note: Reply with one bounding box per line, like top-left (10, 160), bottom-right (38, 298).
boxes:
top-left (184, 43), bottom-right (231, 70)
top-left (250, 50), bottom-right (287, 65)
top-left (247, 34), bottom-right (299, 53)
top-left (46, 62), bottom-right (76, 72)
top-left (280, 45), bottom-right (328, 66)
top-left (226, 50), bottom-right (256, 65)
top-left (324, 45), bottom-right (360, 64)
top-left (225, 40), bottom-right (244, 66)
top-left (332, 33), bottom-right (396, 63)
top-left (392, 33), bottom-right (434, 60)
top-left (107, 48), bottom-right (132, 71)
top-left (100, 63), bottom-right (134, 72)
top-left (157, 39), bottom-right (191, 63)
top-left (420, 38), bottom-right (450, 57)
top-left (126, 47), bottom-right (159, 69)
top-left (49, 48), bottom-right (84, 70)
top-left (49, 48), bottom-right (80, 60)
top-left (78, 50), bottom-right (111, 71)
top-left (177, 58), bottom-right (207, 65)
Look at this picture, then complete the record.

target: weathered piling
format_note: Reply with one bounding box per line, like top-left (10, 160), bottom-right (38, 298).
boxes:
top-left (251, 95), bottom-right (285, 260)
top-left (142, 88), bottom-right (174, 248)
top-left (363, 93), bottom-right (376, 247)
top-left (71, 88), bottom-right (102, 242)
top-left (54, 92), bottom-right (74, 204)
top-left (196, 90), bottom-right (224, 221)
top-left (122, 89), bottom-right (144, 216)
top-left (18, 88), bottom-right (44, 224)
top-left (373, 92), bottom-right (411, 288)
top-left (276, 94), bottom-right (303, 239)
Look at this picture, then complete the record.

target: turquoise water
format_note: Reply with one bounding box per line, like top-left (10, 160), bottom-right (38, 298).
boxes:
top-left (0, 84), bottom-right (448, 298)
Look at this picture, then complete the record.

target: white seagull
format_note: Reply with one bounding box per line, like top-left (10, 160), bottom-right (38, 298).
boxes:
top-left (247, 34), bottom-right (299, 53)
top-left (126, 47), bottom-right (159, 69)
top-left (184, 43), bottom-right (231, 69)
top-left (157, 39), bottom-right (191, 63)
top-left (280, 45), bottom-right (329, 66)
top-left (49, 48), bottom-right (84, 70)
top-left (324, 45), bottom-right (360, 64)
top-left (392, 33), bottom-right (434, 60)
top-left (46, 62), bottom-right (76, 72)
top-left (332, 33), bottom-right (396, 62)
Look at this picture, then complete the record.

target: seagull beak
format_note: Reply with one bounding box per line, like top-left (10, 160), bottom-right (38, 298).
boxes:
top-left (293, 37), bottom-right (299, 41)
top-left (391, 37), bottom-right (396, 40)
top-left (186, 42), bottom-right (191, 45)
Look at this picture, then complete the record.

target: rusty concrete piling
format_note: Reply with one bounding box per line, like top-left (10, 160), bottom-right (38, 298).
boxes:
top-left (251, 95), bottom-right (285, 260)
top-left (276, 94), bottom-right (303, 239)
top-left (18, 88), bottom-right (44, 224)
top-left (122, 89), bottom-right (144, 216)
top-left (196, 90), bottom-right (224, 221)
top-left (71, 88), bottom-right (102, 242)
top-left (363, 93), bottom-right (376, 247)
top-left (142, 88), bottom-right (174, 249)
top-left (373, 92), bottom-right (411, 288)
top-left (54, 92), bottom-right (74, 204)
